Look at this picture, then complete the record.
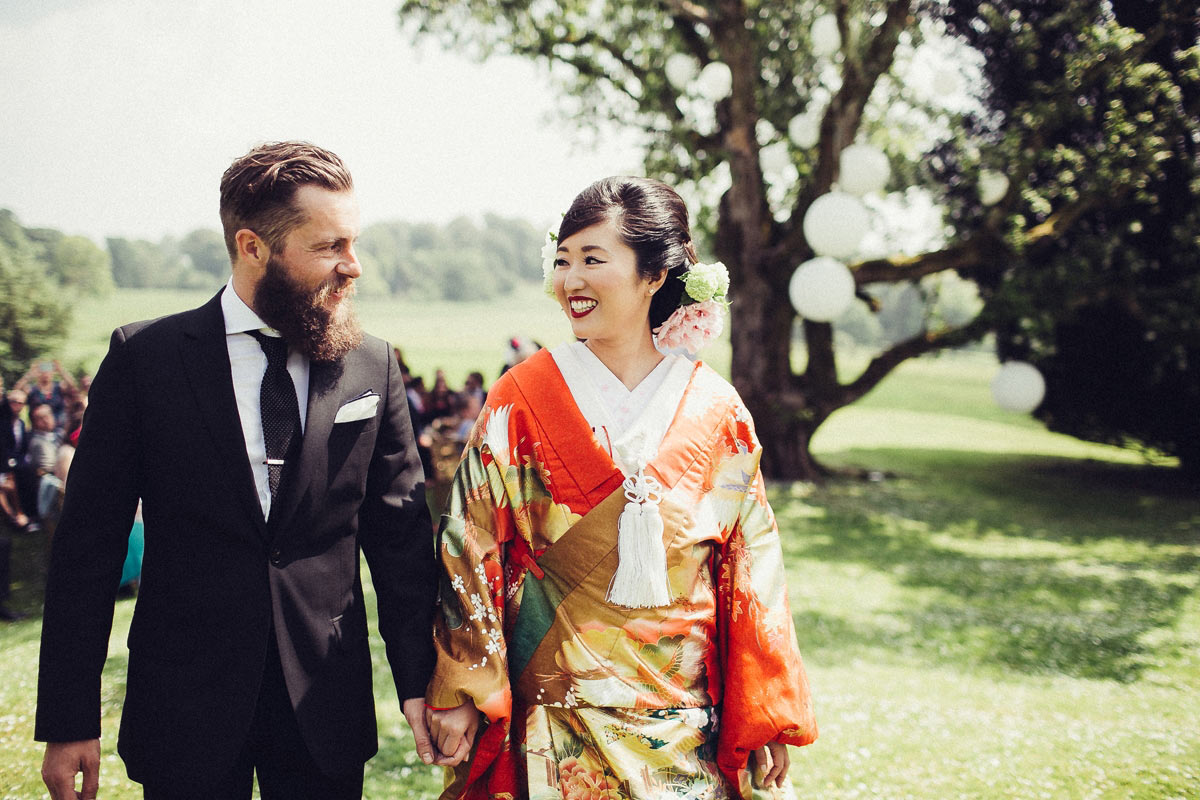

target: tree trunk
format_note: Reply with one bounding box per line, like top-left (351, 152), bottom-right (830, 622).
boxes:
top-left (724, 244), bottom-right (830, 481)
top-left (743, 394), bottom-right (830, 481)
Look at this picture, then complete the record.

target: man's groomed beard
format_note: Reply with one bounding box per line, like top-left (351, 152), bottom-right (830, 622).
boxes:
top-left (253, 255), bottom-right (363, 363)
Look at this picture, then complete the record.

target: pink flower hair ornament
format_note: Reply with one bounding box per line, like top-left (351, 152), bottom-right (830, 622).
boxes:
top-left (653, 260), bottom-right (730, 355)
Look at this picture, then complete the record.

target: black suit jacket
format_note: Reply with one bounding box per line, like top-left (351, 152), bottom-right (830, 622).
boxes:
top-left (35, 290), bottom-right (436, 786)
top-left (1, 401), bottom-right (28, 472)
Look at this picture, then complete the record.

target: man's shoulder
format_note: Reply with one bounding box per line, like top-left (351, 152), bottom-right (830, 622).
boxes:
top-left (114, 293), bottom-right (222, 348)
top-left (343, 331), bottom-right (392, 369)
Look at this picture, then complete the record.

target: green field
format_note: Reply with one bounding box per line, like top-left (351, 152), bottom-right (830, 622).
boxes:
top-left (3, 289), bottom-right (1197, 798)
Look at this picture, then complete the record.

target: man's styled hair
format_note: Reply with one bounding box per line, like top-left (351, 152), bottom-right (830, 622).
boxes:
top-left (219, 141), bottom-right (354, 262)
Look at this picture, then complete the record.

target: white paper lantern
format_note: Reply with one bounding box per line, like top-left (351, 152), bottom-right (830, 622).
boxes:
top-left (838, 144), bottom-right (890, 196)
top-left (788, 113), bottom-right (821, 149)
top-left (760, 141), bottom-right (793, 177)
top-left (695, 61), bottom-right (732, 101)
top-left (931, 66), bottom-right (962, 97)
top-left (665, 53), bottom-right (698, 90)
top-left (811, 14), bottom-right (841, 57)
top-left (979, 170), bottom-right (1010, 206)
top-left (803, 191), bottom-right (870, 259)
top-left (991, 361), bottom-right (1046, 413)
top-left (789, 257), bottom-right (856, 322)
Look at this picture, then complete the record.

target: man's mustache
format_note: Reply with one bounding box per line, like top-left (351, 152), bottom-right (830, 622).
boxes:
top-left (313, 274), bottom-right (356, 303)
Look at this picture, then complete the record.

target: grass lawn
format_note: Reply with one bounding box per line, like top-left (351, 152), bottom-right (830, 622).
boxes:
top-left (2, 290), bottom-right (1196, 798)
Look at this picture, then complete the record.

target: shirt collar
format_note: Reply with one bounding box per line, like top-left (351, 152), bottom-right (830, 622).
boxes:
top-left (221, 279), bottom-right (281, 337)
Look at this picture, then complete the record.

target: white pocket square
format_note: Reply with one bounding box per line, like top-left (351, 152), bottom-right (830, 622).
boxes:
top-left (334, 392), bottom-right (380, 423)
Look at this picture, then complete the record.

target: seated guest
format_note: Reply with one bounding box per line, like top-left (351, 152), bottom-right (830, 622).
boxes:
top-left (22, 362), bottom-right (75, 433)
top-left (451, 392), bottom-right (483, 445)
top-left (427, 370), bottom-right (456, 422)
top-left (28, 405), bottom-right (60, 479)
top-left (462, 371), bottom-right (486, 406)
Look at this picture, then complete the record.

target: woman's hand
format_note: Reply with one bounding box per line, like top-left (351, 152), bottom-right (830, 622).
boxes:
top-left (751, 739), bottom-right (791, 789)
top-left (425, 700), bottom-right (481, 766)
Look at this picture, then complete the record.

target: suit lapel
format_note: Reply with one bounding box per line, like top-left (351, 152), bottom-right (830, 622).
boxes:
top-left (180, 290), bottom-right (268, 538)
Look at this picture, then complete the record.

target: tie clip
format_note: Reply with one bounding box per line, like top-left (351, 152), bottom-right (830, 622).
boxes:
top-left (264, 459), bottom-right (286, 466)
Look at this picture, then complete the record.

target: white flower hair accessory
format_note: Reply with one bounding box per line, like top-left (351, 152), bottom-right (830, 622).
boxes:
top-left (541, 230), bottom-right (558, 298)
top-left (654, 260), bottom-right (730, 354)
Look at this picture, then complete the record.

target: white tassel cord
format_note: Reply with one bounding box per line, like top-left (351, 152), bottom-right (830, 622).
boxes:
top-left (606, 470), bottom-right (672, 608)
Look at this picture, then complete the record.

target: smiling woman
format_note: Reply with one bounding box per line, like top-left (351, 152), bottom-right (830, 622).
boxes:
top-left (422, 177), bottom-right (817, 800)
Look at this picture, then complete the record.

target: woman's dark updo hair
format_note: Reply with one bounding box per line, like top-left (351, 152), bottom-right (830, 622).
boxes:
top-left (557, 176), bottom-right (698, 330)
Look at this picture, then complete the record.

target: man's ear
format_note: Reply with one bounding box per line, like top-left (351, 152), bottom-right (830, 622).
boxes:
top-left (234, 228), bottom-right (269, 269)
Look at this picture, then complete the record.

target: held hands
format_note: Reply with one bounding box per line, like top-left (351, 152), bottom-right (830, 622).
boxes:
top-left (425, 700), bottom-right (481, 766)
top-left (402, 697), bottom-right (437, 765)
top-left (751, 739), bottom-right (791, 790)
top-left (41, 739), bottom-right (101, 800)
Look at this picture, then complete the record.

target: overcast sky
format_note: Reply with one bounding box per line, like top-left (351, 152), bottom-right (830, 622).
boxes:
top-left (0, 0), bottom-right (645, 242)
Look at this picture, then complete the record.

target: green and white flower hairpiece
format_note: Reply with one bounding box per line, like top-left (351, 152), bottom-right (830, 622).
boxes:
top-left (680, 260), bottom-right (730, 305)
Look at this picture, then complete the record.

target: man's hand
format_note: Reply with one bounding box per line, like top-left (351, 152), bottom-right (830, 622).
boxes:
top-left (42, 739), bottom-right (100, 800)
top-left (425, 700), bottom-right (480, 766)
top-left (402, 697), bottom-right (437, 765)
top-left (751, 739), bottom-right (791, 790)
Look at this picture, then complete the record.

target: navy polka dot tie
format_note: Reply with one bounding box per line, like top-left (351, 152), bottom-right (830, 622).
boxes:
top-left (247, 330), bottom-right (300, 506)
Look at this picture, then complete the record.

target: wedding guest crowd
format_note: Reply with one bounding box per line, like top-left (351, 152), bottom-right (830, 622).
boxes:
top-left (1, 360), bottom-right (91, 621)
top-left (3, 362), bottom-right (88, 532)
top-left (393, 340), bottom-right (541, 488)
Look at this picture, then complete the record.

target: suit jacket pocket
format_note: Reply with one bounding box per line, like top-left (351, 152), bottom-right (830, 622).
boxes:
top-left (327, 417), bottom-right (378, 484)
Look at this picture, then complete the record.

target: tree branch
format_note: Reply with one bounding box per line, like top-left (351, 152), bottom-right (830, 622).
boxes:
top-left (851, 236), bottom-right (989, 284)
top-left (840, 314), bottom-right (992, 406)
top-left (1024, 192), bottom-right (1109, 252)
top-left (535, 32), bottom-right (721, 153)
top-left (669, 10), bottom-right (713, 62)
top-left (660, 0), bottom-right (711, 26)
top-left (772, 0), bottom-right (913, 263)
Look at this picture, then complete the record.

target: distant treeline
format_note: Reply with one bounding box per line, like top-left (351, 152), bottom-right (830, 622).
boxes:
top-left (1, 208), bottom-right (547, 300)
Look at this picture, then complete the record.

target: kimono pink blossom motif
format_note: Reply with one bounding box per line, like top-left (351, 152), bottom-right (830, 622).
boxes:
top-left (654, 299), bottom-right (725, 354)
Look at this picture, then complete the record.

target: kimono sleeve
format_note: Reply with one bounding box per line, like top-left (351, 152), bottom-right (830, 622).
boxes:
top-left (713, 412), bottom-right (817, 788)
top-left (425, 400), bottom-right (515, 725)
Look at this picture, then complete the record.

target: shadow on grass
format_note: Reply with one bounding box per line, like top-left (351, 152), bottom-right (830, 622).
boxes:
top-left (4, 517), bottom-right (50, 620)
top-left (779, 449), bottom-right (1200, 683)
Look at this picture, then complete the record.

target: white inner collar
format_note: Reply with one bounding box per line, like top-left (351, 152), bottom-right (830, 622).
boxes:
top-left (551, 341), bottom-right (693, 475)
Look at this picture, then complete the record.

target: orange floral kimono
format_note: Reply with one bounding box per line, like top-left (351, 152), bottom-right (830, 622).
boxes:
top-left (426, 348), bottom-right (816, 799)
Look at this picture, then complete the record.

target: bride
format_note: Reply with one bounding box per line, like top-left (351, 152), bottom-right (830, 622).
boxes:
top-left (423, 176), bottom-right (816, 799)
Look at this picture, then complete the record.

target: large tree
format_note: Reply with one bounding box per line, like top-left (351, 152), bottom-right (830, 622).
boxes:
top-left (961, 0), bottom-right (1200, 474)
top-left (397, 0), bottom-right (1199, 479)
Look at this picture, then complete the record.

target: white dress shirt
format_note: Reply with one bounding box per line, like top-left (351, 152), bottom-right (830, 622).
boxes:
top-left (221, 280), bottom-right (310, 519)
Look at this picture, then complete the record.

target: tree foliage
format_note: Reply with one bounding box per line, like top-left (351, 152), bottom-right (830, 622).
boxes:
top-left (398, 0), bottom-right (1200, 478)
top-left (0, 222), bottom-right (72, 385)
top-left (938, 0), bottom-right (1200, 473)
top-left (355, 214), bottom-right (544, 301)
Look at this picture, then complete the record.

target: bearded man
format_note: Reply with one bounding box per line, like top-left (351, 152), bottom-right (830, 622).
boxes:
top-left (36, 141), bottom-right (439, 800)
